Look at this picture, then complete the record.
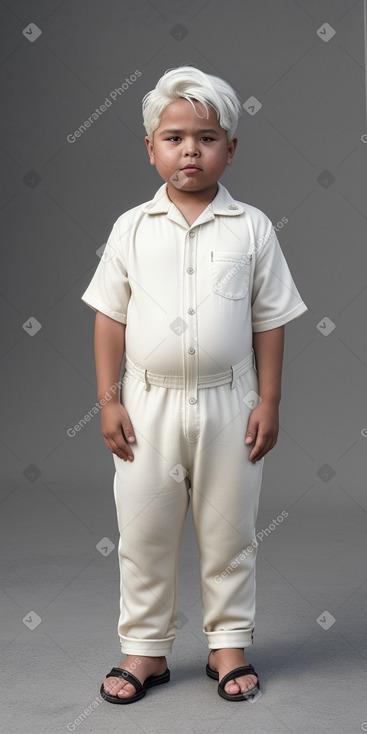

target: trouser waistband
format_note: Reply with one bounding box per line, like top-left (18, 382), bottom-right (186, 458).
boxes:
top-left (124, 349), bottom-right (256, 391)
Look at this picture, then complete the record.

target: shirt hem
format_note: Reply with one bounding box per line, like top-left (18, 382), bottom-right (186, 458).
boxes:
top-left (252, 302), bottom-right (308, 332)
top-left (81, 293), bottom-right (127, 324)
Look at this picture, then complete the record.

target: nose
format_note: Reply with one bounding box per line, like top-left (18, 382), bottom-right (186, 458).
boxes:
top-left (183, 139), bottom-right (199, 156)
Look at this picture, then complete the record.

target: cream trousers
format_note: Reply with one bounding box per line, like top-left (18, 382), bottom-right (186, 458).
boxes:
top-left (112, 349), bottom-right (264, 656)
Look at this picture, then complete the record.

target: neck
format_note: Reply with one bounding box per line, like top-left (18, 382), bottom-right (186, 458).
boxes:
top-left (165, 181), bottom-right (219, 209)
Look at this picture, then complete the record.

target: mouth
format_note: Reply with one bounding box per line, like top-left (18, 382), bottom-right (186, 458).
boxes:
top-left (181, 165), bottom-right (202, 171)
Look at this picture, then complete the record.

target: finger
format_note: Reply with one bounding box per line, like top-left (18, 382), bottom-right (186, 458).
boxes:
top-left (122, 425), bottom-right (136, 443)
top-left (245, 426), bottom-right (258, 445)
top-left (116, 442), bottom-right (134, 461)
top-left (245, 432), bottom-right (259, 456)
top-left (107, 437), bottom-right (134, 461)
top-left (113, 428), bottom-right (135, 458)
top-left (121, 413), bottom-right (136, 443)
top-left (250, 437), bottom-right (272, 462)
top-left (249, 438), bottom-right (267, 462)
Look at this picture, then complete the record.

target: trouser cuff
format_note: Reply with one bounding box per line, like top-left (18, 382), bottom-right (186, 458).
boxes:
top-left (205, 628), bottom-right (254, 649)
top-left (120, 635), bottom-right (175, 656)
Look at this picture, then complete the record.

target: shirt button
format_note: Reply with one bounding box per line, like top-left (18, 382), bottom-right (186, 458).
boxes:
top-left (186, 267), bottom-right (194, 274)
top-left (188, 347), bottom-right (195, 355)
top-left (189, 231), bottom-right (195, 237)
top-left (188, 307), bottom-right (195, 315)
top-left (228, 204), bottom-right (238, 210)
top-left (189, 397), bottom-right (197, 405)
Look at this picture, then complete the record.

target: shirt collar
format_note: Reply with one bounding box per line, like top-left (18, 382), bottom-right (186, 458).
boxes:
top-left (141, 181), bottom-right (244, 218)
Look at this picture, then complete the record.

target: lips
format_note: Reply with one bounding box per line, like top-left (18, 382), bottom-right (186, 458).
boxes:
top-left (181, 165), bottom-right (202, 171)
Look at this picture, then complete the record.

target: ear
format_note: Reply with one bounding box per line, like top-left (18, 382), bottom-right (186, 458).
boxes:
top-left (145, 136), bottom-right (155, 165)
top-left (226, 137), bottom-right (238, 166)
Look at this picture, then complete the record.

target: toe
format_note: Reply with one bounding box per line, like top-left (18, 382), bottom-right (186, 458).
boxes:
top-left (224, 674), bottom-right (258, 696)
top-left (117, 682), bottom-right (136, 697)
top-left (225, 679), bottom-right (241, 695)
top-left (104, 677), bottom-right (120, 695)
top-left (103, 676), bottom-right (136, 699)
top-left (240, 674), bottom-right (258, 693)
top-left (103, 677), bottom-right (116, 694)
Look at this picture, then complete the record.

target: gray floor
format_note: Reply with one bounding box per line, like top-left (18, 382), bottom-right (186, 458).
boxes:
top-left (1, 0), bottom-right (367, 731)
top-left (2, 458), bottom-right (366, 734)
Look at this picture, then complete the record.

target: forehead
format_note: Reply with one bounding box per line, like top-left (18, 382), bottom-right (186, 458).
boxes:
top-left (157, 97), bottom-right (222, 131)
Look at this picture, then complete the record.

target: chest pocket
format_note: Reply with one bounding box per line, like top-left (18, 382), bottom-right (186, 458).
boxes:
top-left (211, 251), bottom-right (252, 299)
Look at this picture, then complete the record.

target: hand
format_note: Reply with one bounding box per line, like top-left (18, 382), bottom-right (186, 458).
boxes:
top-left (245, 400), bottom-right (279, 463)
top-left (100, 402), bottom-right (136, 461)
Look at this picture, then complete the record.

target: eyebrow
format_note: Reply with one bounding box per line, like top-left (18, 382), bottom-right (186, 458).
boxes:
top-left (158, 128), bottom-right (220, 135)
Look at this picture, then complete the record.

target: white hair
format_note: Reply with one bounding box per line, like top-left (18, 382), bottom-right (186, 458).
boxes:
top-left (142, 65), bottom-right (242, 142)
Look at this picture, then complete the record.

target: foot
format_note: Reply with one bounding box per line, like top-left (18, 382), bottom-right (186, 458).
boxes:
top-left (209, 648), bottom-right (258, 696)
top-left (102, 655), bottom-right (167, 700)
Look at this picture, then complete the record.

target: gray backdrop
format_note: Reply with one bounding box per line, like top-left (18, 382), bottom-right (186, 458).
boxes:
top-left (1, 1), bottom-right (366, 732)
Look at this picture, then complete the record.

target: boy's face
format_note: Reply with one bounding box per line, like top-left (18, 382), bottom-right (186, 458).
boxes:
top-left (145, 97), bottom-right (237, 196)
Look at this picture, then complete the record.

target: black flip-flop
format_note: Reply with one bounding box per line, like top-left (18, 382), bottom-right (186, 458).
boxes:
top-left (100, 666), bottom-right (170, 704)
top-left (206, 654), bottom-right (260, 701)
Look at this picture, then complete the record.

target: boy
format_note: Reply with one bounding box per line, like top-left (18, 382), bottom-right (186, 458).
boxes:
top-left (81, 65), bottom-right (308, 703)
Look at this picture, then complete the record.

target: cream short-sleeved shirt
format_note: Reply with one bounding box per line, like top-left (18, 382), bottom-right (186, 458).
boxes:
top-left (81, 181), bottom-right (308, 377)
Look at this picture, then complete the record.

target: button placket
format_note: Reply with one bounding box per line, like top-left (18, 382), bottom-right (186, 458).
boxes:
top-left (183, 228), bottom-right (200, 440)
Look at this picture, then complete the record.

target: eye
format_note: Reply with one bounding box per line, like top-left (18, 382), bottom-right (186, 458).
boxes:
top-left (166, 136), bottom-right (215, 142)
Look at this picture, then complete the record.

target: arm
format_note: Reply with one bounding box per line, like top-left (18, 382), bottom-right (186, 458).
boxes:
top-left (94, 311), bottom-right (136, 461)
top-left (245, 325), bottom-right (284, 463)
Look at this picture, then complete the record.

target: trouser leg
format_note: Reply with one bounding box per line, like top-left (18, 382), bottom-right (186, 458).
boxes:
top-left (190, 367), bottom-right (264, 650)
top-left (112, 376), bottom-right (190, 656)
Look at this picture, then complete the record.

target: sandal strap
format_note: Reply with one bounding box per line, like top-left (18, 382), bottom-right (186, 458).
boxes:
top-left (105, 667), bottom-right (143, 693)
top-left (219, 664), bottom-right (258, 689)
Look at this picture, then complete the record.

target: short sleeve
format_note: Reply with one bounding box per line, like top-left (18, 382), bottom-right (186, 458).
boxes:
top-left (251, 219), bottom-right (308, 332)
top-left (81, 220), bottom-right (130, 324)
